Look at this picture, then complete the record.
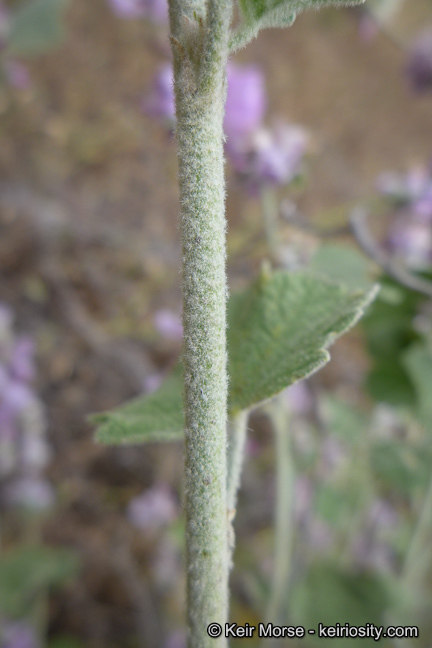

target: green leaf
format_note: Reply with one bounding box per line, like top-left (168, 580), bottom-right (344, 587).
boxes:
top-left (8, 0), bottom-right (69, 56)
top-left (292, 562), bottom-right (393, 647)
top-left (92, 365), bottom-right (184, 445)
top-left (362, 276), bottom-right (424, 407)
top-left (93, 270), bottom-right (376, 445)
top-left (227, 270), bottom-right (377, 413)
top-left (362, 277), bottom-right (422, 362)
top-left (366, 362), bottom-right (416, 408)
top-left (370, 440), bottom-right (431, 496)
top-left (403, 343), bottom-right (432, 430)
top-left (0, 545), bottom-right (79, 618)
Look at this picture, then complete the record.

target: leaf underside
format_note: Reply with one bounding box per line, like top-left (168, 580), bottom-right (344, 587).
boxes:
top-left (93, 270), bottom-right (377, 445)
top-left (231, 0), bottom-right (365, 51)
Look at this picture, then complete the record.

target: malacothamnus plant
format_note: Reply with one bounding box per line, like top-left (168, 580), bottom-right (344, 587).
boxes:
top-left (92, 1), bottom-right (376, 647)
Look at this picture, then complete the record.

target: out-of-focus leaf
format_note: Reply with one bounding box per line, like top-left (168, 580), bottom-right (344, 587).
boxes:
top-left (366, 362), bottom-right (416, 408)
top-left (8, 0), bottom-right (69, 56)
top-left (362, 277), bottom-right (421, 361)
top-left (292, 562), bottom-right (392, 647)
top-left (371, 441), bottom-right (431, 495)
top-left (362, 276), bottom-right (424, 406)
top-left (93, 270), bottom-right (377, 444)
top-left (92, 366), bottom-right (184, 445)
top-left (403, 343), bottom-right (432, 431)
top-left (314, 484), bottom-right (354, 527)
top-left (0, 545), bottom-right (79, 618)
top-left (322, 396), bottom-right (369, 443)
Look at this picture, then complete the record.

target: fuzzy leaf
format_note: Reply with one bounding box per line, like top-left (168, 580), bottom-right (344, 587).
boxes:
top-left (92, 366), bottom-right (184, 445)
top-left (231, 0), bottom-right (365, 51)
top-left (310, 244), bottom-right (372, 291)
top-left (8, 0), bottom-right (69, 56)
top-left (93, 271), bottom-right (376, 445)
top-left (228, 270), bottom-right (377, 413)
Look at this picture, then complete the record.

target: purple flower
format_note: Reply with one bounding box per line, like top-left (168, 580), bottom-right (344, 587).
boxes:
top-left (377, 166), bottom-right (431, 205)
top-left (9, 336), bottom-right (35, 382)
top-left (127, 484), bottom-right (178, 532)
top-left (378, 164), bottom-right (432, 268)
top-left (145, 0), bottom-right (168, 23)
top-left (2, 476), bottom-right (55, 510)
top-left (4, 60), bottom-right (31, 90)
top-left (0, 379), bottom-right (34, 420)
top-left (414, 186), bottom-right (432, 221)
top-left (387, 217), bottom-right (432, 269)
top-left (108, 0), bottom-right (147, 18)
top-left (252, 123), bottom-right (308, 185)
top-left (228, 122), bottom-right (308, 190)
top-left (224, 64), bottom-right (266, 143)
top-left (0, 302), bottom-right (51, 490)
top-left (2, 621), bottom-right (39, 648)
top-left (143, 64), bottom-right (175, 122)
top-left (406, 28), bottom-right (432, 93)
top-left (108, 0), bottom-right (167, 21)
top-left (153, 309), bottom-right (183, 341)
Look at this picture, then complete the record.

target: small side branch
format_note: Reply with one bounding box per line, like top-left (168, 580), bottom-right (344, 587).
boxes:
top-left (350, 208), bottom-right (432, 299)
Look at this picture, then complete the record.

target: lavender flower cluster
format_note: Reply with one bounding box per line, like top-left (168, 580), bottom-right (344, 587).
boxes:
top-left (378, 162), bottom-right (432, 269)
top-left (407, 28), bottom-right (432, 94)
top-left (0, 304), bottom-right (53, 511)
top-left (145, 61), bottom-right (308, 192)
top-left (1, 621), bottom-right (39, 648)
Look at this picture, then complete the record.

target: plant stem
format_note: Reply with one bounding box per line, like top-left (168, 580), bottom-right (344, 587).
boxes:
top-left (227, 411), bottom-right (249, 514)
top-left (260, 186), bottom-right (280, 264)
top-left (168, 0), bottom-right (232, 645)
top-left (265, 395), bottom-right (294, 630)
top-left (227, 411), bottom-right (249, 566)
top-left (402, 469), bottom-right (432, 588)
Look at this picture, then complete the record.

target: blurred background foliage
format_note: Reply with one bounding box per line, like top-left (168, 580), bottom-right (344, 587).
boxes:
top-left (1, 0), bottom-right (432, 646)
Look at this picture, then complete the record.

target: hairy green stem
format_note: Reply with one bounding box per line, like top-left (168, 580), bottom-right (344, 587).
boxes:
top-left (168, 0), bottom-right (232, 645)
top-left (265, 396), bottom-right (294, 630)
